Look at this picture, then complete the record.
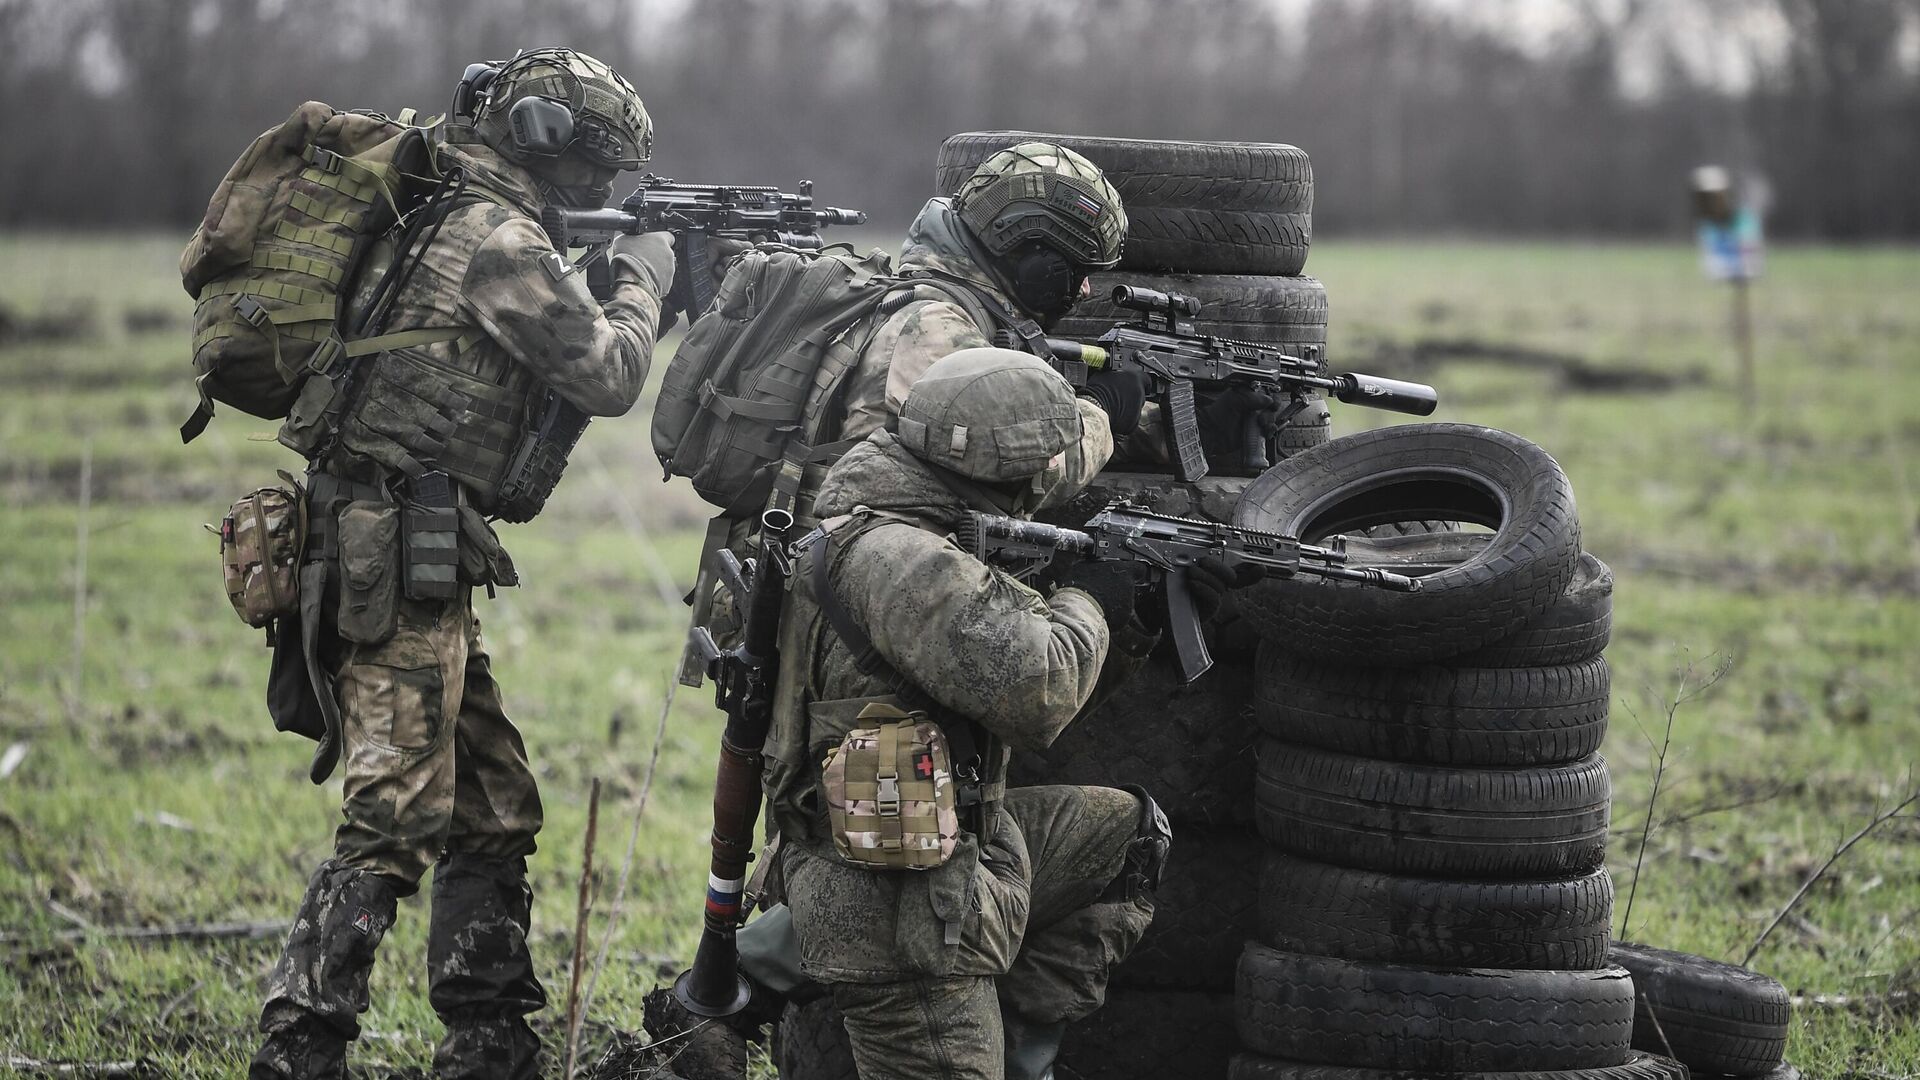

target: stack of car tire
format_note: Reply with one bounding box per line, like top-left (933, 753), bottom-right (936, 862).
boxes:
top-left (771, 133), bottom-right (1797, 1080)
top-left (1228, 423), bottom-right (1653, 1078)
top-left (949, 130), bottom-right (1336, 1080)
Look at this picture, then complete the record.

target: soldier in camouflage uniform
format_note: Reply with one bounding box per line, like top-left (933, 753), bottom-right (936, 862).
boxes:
top-left (250, 49), bottom-right (675, 1080)
top-left (770, 348), bottom-right (1172, 1080)
top-left (648, 145), bottom-right (1157, 1079)
top-left (784, 140), bottom-right (1144, 528)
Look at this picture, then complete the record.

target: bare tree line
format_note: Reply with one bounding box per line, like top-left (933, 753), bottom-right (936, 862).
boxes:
top-left (1, 0), bottom-right (1916, 237)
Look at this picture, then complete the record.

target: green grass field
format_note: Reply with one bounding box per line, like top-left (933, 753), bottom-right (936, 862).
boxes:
top-left (2, 233), bottom-right (1917, 1077)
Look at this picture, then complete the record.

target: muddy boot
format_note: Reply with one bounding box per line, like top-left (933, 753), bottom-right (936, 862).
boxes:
top-left (428, 853), bottom-right (547, 1080)
top-left (1002, 1011), bottom-right (1066, 1080)
top-left (250, 860), bottom-right (400, 1080)
top-left (642, 903), bottom-right (809, 1080)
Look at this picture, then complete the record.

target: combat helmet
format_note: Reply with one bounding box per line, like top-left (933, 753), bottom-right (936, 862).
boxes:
top-left (462, 48), bottom-right (652, 206)
top-left (897, 348), bottom-right (1083, 487)
top-left (952, 142), bottom-right (1126, 270)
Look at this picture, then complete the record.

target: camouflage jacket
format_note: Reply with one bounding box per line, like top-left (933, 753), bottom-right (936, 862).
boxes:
top-left (766, 432), bottom-right (1148, 982)
top-left (293, 129), bottom-right (664, 544)
top-left (795, 199), bottom-right (1111, 520)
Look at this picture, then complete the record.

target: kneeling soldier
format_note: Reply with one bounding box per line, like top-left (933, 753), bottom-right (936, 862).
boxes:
top-left (764, 347), bottom-right (1173, 1080)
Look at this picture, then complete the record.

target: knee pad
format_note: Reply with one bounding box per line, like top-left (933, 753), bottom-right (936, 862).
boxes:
top-left (1103, 785), bottom-right (1173, 903)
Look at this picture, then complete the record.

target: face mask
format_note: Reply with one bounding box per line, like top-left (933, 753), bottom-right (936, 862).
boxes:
top-left (533, 155), bottom-right (620, 209)
top-left (1004, 242), bottom-right (1086, 330)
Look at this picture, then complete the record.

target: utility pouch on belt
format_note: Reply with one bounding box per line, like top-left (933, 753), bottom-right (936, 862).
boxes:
top-left (820, 702), bottom-right (961, 871)
top-left (336, 501), bottom-right (401, 643)
top-left (219, 471), bottom-right (307, 631)
top-left (402, 470), bottom-right (460, 601)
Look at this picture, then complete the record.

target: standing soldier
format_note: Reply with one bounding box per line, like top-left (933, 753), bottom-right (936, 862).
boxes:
top-left (246, 49), bottom-right (675, 1080)
top-left (770, 348), bottom-right (1172, 1080)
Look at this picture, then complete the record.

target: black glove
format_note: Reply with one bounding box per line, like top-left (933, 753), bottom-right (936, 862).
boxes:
top-left (1185, 556), bottom-right (1264, 624)
top-left (1058, 559), bottom-right (1141, 627)
top-left (1080, 367), bottom-right (1150, 439)
top-left (1196, 386), bottom-right (1283, 463)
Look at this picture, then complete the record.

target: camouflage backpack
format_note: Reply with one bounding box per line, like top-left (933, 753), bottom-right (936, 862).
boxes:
top-left (178, 102), bottom-right (465, 442)
top-left (650, 245), bottom-right (1004, 516)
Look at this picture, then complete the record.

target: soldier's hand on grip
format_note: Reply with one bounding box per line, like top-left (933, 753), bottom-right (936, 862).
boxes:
top-left (1079, 367), bottom-right (1150, 439)
top-left (609, 230), bottom-right (677, 298)
top-left (1057, 558), bottom-right (1142, 628)
top-left (1186, 555), bottom-right (1263, 623)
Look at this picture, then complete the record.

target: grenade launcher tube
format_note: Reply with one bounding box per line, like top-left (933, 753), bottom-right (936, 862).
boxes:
top-left (675, 507), bottom-right (794, 1018)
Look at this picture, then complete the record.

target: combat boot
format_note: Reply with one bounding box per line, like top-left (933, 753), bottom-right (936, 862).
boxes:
top-left (250, 859), bottom-right (400, 1080)
top-left (428, 853), bottom-right (547, 1080)
top-left (1002, 1011), bottom-right (1067, 1080)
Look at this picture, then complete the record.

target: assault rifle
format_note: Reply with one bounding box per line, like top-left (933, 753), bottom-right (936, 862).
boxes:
top-left (541, 175), bottom-right (867, 315)
top-left (956, 503), bottom-right (1420, 682)
top-left (1000, 285), bottom-right (1439, 482)
top-left (674, 508), bottom-right (796, 1018)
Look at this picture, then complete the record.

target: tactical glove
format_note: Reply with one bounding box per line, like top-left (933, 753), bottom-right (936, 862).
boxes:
top-left (1080, 367), bottom-right (1150, 439)
top-left (1186, 555), bottom-right (1264, 624)
top-left (1057, 559), bottom-right (1141, 628)
top-left (1196, 385), bottom-right (1283, 463)
top-left (609, 230), bottom-right (676, 298)
top-left (703, 237), bottom-right (754, 284)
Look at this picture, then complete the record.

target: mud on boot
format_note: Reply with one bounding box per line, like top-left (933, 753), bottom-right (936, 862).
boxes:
top-left (642, 985), bottom-right (755, 1080)
top-left (250, 860), bottom-right (400, 1080)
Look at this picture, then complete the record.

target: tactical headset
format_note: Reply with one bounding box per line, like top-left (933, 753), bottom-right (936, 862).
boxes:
top-left (452, 51), bottom-right (641, 166)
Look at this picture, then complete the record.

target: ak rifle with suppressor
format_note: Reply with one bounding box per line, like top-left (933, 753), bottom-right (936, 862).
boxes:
top-left (1000, 285), bottom-right (1439, 482)
top-left (541, 175), bottom-right (866, 315)
top-left (956, 503), bottom-right (1420, 683)
top-left (673, 508), bottom-right (796, 1018)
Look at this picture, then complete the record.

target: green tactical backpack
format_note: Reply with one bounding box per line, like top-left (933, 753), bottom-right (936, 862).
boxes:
top-left (178, 101), bottom-right (454, 442)
top-left (651, 245), bottom-right (999, 515)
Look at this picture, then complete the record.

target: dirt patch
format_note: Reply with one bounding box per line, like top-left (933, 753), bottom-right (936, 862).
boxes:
top-left (0, 301), bottom-right (101, 346)
top-left (1353, 337), bottom-right (1711, 394)
top-left (1615, 549), bottom-right (1920, 599)
top-left (3, 456), bottom-right (228, 506)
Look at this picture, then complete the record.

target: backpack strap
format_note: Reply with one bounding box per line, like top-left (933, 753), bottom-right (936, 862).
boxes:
top-left (798, 514), bottom-right (1005, 822)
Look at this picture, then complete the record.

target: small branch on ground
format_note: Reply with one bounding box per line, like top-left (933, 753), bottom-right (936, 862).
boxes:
top-left (4, 1057), bottom-right (154, 1078)
top-left (565, 777), bottom-right (604, 1080)
top-left (0, 919), bottom-right (287, 946)
top-left (1743, 770), bottom-right (1920, 967)
top-left (1619, 652), bottom-right (1733, 939)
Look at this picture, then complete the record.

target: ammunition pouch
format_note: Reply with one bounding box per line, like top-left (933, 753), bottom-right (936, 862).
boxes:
top-left (401, 471), bottom-right (460, 602)
top-left (335, 500), bottom-right (401, 644)
top-left (493, 388), bottom-right (592, 524)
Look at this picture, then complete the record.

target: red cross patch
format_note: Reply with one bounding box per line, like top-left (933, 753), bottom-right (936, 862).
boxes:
top-left (914, 751), bottom-right (935, 779)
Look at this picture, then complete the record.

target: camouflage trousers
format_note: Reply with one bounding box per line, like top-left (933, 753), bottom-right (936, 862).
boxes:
top-left (327, 590), bottom-right (542, 884)
top-left (790, 784), bottom-right (1154, 1080)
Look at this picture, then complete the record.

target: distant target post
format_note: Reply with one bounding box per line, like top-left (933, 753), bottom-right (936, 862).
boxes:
top-left (1690, 166), bottom-right (1765, 415)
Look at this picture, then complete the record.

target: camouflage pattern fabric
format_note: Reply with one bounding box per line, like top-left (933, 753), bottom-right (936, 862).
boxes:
top-left (801, 198), bottom-right (1112, 520)
top-left (290, 134), bottom-right (663, 524)
top-left (251, 860), bottom-right (398, 1078)
top-left (816, 785), bottom-right (1154, 1080)
top-left (951, 141), bottom-right (1127, 267)
top-left (429, 852), bottom-right (546, 1079)
top-left (330, 594), bottom-right (541, 885)
top-left (822, 715), bottom-right (962, 869)
top-left (762, 427), bottom-right (1153, 1080)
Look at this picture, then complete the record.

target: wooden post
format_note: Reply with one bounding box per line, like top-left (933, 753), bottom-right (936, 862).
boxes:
top-left (564, 778), bottom-right (602, 1080)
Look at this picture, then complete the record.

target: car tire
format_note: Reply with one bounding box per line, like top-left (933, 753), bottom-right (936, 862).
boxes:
top-left (1235, 943), bottom-right (1636, 1072)
top-left (1253, 647), bottom-right (1611, 766)
top-left (1609, 941), bottom-right (1792, 1076)
top-left (1253, 740), bottom-right (1611, 879)
top-left (1232, 423), bottom-right (1582, 665)
top-left (935, 131), bottom-right (1313, 275)
top-left (1259, 852), bottom-right (1613, 970)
